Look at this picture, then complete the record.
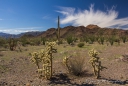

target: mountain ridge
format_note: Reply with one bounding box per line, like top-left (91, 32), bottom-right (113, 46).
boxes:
top-left (0, 24), bottom-right (128, 38)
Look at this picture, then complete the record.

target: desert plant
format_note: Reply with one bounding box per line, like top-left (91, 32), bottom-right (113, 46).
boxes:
top-left (63, 53), bottom-right (85, 76)
top-left (8, 38), bottom-right (17, 51)
top-left (84, 36), bottom-right (89, 43)
top-left (121, 36), bottom-right (127, 43)
top-left (89, 35), bottom-right (95, 44)
top-left (20, 37), bottom-right (30, 46)
top-left (56, 16), bottom-right (61, 45)
top-left (31, 52), bottom-right (42, 69)
top-left (41, 37), bottom-right (46, 45)
top-left (0, 37), bottom-right (7, 47)
top-left (98, 36), bottom-right (104, 45)
top-left (108, 36), bottom-right (114, 46)
top-left (88, 49), bottom-right (106, 79)
top-left (77, 42), bottom-right (84, 48)
top-left (30, 41), bottom-right (57, 79)
top-left (66, 36), bottom-right (74, 45)
top-left (31, 38), bottom-right (41, 46)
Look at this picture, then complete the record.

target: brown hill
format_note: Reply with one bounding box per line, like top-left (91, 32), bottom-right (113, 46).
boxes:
top-left (38, 24), bottom-right (128, 38)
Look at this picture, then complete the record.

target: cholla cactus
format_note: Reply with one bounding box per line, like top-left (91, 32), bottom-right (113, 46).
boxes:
top-left (31, 52), bottom-right (42, 69)
top-left (42, 41), bottom-right (57, 79)
top-left (63, 56), bottom-right (71, 73)
top-left (88, 49), bottom-right (106, 79)
top-left (30, 41), bottom-right (57, 80)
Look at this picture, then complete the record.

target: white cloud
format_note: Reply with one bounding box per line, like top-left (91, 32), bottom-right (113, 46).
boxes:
top-left (0, 27), bottom-right (43, 34)
top-left (57, 4), bottom-right (128, 29)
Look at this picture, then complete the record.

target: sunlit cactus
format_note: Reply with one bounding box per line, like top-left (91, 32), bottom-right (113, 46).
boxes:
top-left (63, 56), bottom-right (71, 73)
top-left (31, 52), bottom-right (42, 69)
top-left (88, 49), bottom-right (106, 79)
top-left (30, 41), bottom-right (57, 80)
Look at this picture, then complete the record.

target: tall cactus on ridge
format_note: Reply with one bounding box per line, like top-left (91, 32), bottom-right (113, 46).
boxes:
top-left (56, 16), bottom-right (60, 45)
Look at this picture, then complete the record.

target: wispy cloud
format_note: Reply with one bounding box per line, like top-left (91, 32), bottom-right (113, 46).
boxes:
top-left (56, 4), bottom-right (128, 29)
top-left (0, 27), bottom-right (43, 34)
top-left (42, 15), bottom-right (50, 19)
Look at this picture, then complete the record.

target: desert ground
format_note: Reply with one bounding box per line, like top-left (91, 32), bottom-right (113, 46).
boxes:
top-left (0, 41), bottom-right (128, 86)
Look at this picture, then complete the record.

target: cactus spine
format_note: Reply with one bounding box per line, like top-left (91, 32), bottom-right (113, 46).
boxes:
top-left (88, 49), bottom-right (106, 79)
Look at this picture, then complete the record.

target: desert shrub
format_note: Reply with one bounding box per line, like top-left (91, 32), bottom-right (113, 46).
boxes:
top-left (108, 36), bottom-right (114, 46)
top-left (8, 38), bottom-right (17, 51)
top-left (66, 36), bottom-right (74, 44)
top-left (121, 36), bottom-right (127, 43)
top-left (31, 38), bottom-right (41, 46)
top-left (84, 36), bottom-right (89, 43)
top-left (41, 37), bottom-right (46, 45)
top-left (20, 37), bottom-right (30, 46)
top-left (63, 53), bottom-right (85, 76)
top-left (98, 36), bottom-right (104, 45)
top-left (0, 37), bottom-right (7, 47)
top-left (89, 35), bottom-right (95, 44)
top-left (114, 37), bottom-right (120, 45)
top-left (77, 42), bottom-right (84, 48)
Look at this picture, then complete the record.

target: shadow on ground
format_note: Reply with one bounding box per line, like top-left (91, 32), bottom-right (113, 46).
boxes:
top-left (49, 73), bottom-right (95, 86)
top-left (100, 78), bottom-right (128, 85)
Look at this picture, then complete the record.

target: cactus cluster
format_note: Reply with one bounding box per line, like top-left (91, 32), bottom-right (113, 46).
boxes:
top-left (88, 49), bottom-right (106, 79)
top-left (30, 41), bottom-right (57, 79)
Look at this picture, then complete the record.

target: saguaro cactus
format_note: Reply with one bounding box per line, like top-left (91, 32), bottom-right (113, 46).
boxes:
top-left (56, 16), bottom-right (60, 45)
top-left (88, 49), bottom-right (106, 79)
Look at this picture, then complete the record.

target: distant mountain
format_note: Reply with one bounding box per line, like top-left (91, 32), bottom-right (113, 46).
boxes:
top-left (38, 24), bottom-right (128, 38)
top-left (0, 32), bottom-right (12, 38)
top-left (1, 25), bottom-right (128, 39)
top-left (0, 31), bottom-right (43, 38)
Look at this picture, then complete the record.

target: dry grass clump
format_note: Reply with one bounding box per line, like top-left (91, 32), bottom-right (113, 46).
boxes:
top-left (63, 52), bottom-right (86, 76)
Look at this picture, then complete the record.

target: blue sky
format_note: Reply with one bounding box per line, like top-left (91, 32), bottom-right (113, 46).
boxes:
top-left (0, 0), bottom-right (128, 34)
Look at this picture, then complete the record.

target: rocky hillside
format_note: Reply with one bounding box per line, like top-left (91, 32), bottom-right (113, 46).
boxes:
top-left (38, 24), bottom-right (128, 38)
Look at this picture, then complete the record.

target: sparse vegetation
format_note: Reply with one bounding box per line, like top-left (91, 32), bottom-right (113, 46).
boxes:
top-left (1, 24), bottom-right (128, 85)
top-left (77, 42), bottom-right (84, 48)
top-left (63, 53), bottom-right (86, 76)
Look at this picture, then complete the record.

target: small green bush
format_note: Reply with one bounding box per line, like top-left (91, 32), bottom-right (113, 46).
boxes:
top-left (66, 36), bottom-right (74, 44)
top-left (77, 42), bottom-right (84, 48)
top-left (121, 36), bottom-right (127, 43)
